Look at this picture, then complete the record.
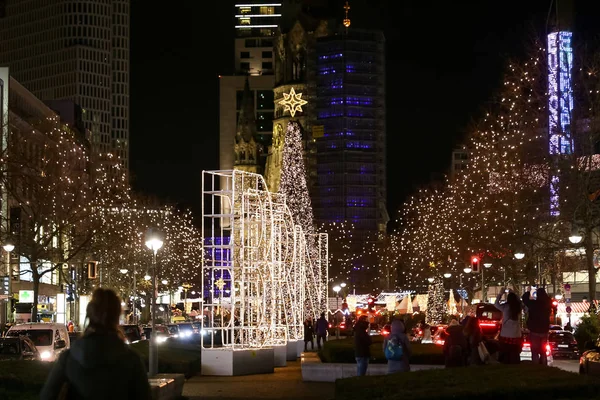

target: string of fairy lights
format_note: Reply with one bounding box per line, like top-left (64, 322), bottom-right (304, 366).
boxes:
top-left (396, 42), bottom-right (600, 301)
top-left (4, 116), bottom-right (204, 306)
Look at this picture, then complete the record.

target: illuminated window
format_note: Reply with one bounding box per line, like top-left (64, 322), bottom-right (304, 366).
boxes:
top-left (259, 6), bottom-right (274, 15)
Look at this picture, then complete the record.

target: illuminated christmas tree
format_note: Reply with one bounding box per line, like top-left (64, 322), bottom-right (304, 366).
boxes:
top-left (426, 277), bottom-right (445, 324)
top-left (279, 120), bottom-right (314, 237)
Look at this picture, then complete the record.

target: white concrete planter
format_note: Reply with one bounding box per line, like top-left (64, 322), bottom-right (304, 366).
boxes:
top-left (301, 352), bottom-right (443, 382)
top-left (202, 347), bottom-right (274, 376)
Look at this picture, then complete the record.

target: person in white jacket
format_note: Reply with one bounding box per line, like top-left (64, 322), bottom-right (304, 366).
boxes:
top-left (494, 288), bottom-right (523, 364)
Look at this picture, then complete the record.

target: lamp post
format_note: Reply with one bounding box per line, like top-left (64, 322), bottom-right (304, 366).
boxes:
top-left (182, 283), bottom-right (192, 319)
top-left (482, 257), bottom-right (492, 303)
top-left (3, 242), bottom-right (14, 324)
top-left (332, 285), bottom-right (342, 339)
top-left (145, 229), bottom-right (164, 377)
top-left (461, 266), bottom-right (471, 314)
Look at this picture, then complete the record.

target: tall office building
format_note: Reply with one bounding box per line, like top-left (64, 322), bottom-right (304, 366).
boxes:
top-left (313, 28), bottom-right (388, 235)
top-left (220, 2), bottom-right (283, 175)
top-left (234, 2), bottom-right (282, 76)
top-left (0, 0), bottom-right (131, 172)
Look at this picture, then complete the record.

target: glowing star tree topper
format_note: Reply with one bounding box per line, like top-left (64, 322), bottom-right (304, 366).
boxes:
top-left (279, 87), bottom-right (308, 118)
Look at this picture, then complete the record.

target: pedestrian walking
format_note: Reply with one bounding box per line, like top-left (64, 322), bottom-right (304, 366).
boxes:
top-left (522, 287), bottom-right (552, 365)
top-left (41, 288), bottom-right (151, 400)
top-left (494, 288), bottom-right (523, 364)
top-left (354, 316), bottom-right (371, 376)
top-left (383, 318), bottom-right (411, 373)
top-left (315, 312), bottom-right (329, 350)
top-left (304, 318), bottom-right (314, 351)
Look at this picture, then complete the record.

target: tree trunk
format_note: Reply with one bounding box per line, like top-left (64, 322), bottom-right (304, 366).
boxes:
top-left (31, 264), bottom-right (39, 323)
top-left (585, 230), bottom-right (596, 303)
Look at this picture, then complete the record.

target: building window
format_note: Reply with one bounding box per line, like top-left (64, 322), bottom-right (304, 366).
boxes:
top-left (240, 51), bottom-right (250, 59)
top-left (262, 51), bottom-right (272, 59)
top-left (262, 62), bottom-right (273, 70)
top-left (240, 62), bottom-right (250, 72)
top-left (257, 90), bottom-right (274, 109)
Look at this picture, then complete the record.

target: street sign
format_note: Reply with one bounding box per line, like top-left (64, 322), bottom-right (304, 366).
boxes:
top-left (566, 306), bottom-right (572, 313)
top-left (565, 291), bottom-right (571, 299)
top-left (564, 283), bottom-right (571, 291)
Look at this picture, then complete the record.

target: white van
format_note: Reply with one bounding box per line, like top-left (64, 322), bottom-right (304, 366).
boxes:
top-left (6, 323), bottom-right (70, 361)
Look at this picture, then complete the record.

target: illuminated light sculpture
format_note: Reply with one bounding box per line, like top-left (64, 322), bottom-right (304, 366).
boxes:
top-left (278, 87), bottom-right (307, 118)
top-left (201, 169), bottom-right (326, 375)
top-left (548, 31), bottom-right (574, 216)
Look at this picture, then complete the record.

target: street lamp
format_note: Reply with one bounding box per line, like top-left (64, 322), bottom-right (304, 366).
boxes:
top-left (3, 242), bottom-right (14, 324)
top-left (427, 277), bottom-right (435, 283)
top-left (514, 250), bottom-right (525, 260)
top-left (463, 266), bottom-right (472, 274)
top-left (120, 269), bottom-right (128, 274)
top-left (569, 227), bottom-right (583, 244)
top-left (443, 272), bottom-right (452, 279)
top-left (145, 228), bottom-right (164, 377)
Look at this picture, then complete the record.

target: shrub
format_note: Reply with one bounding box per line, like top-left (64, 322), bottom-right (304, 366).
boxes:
top-left (0, 360), bottom-right (53, 391)
top-left (574, 313), bottom-right (600, 351)
top-left (319, 336), bottom-right (444, 365)
top-left (130, 339), bottom-right (201, 377)
top-left (335, 364), bottom-right (600, 400)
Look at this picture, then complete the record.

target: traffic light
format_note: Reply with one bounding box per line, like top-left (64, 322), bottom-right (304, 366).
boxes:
top-left (471, 256), bottom-right (480, 273)
top-left (367, 297), bottom-right (375, 311)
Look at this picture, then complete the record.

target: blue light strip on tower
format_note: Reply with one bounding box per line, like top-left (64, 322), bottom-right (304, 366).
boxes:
top-left (548, 31), bottom-right (574, 155)
top-left (548, 31), bottom-right (574, 216)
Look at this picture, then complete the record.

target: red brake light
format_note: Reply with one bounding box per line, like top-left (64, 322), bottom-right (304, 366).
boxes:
top-left (479, 322), bottom-right (496, 327)
top-left (523, 342), bottom-right (530, 347)
top-left (546, 344), bottom-right (551, 356)
top-left (328, 324), bottom-right (332, 328)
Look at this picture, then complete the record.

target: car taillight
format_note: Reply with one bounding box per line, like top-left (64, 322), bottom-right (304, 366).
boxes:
top-left (546, 344), bottom-right (551, 356)
top-left (479, 322), bottom-right (496, 327)
top-left (381, 330), bottom-right (389, 336)
top-left (522, 342), bottom-right (530, 348)
top-left (328, 324), bottom-right (332, 328)
top-left (418, 329), bottom-right (422, 334)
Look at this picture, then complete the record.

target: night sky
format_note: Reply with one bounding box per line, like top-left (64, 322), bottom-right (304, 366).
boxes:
top-left (129, 0), bottom-right (600, 224)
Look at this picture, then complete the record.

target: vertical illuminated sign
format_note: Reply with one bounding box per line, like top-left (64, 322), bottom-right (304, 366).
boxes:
top-left (548, 32), bottom-right (573, 216)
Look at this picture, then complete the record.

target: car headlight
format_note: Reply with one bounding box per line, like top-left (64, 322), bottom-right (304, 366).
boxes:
top-left (40, 351), bottom-right (52, 360)
top-left (157, 336), bottom-right (167, 343)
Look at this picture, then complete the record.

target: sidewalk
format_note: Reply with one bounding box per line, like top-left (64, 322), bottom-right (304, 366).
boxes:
top-left (183, 360), bottom-right (335, 400)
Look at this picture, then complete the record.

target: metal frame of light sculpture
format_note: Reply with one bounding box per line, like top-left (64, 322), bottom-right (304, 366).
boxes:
top-left (201, 170), bottom-right (324, 350)
top-left (548, 31), bottom-right (574, 216)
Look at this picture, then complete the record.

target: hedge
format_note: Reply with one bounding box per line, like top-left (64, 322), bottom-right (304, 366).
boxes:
top-left (130, 340), bottom-right (201, 378)
top-left (335, 364), bottom-right (600, 400)
top-left (320, 336), bottom-right (444, 365)
top-left (0, 341), bottom-right (200, 399)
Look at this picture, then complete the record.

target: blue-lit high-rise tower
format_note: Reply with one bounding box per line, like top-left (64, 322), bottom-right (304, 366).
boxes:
top-left (313, 28), bottom-right (388, 236)
top-left (547, 1), bottom-right (574, 216)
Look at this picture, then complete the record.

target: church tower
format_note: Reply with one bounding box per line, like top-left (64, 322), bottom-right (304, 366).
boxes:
top-left (234, 78), bottom-right (261, 174)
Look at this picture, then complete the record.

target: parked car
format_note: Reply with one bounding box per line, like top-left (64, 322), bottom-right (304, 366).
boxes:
top-left (520, 331), bottom-right (554, 365)
top-left (328, 320), bottom-right (354, 337)
top-left (548, 330), bottom-right (578, 359)
top-left (6, 323), bottom-right (69, 361)
top-left (0, 336), bottom-right (40, 361)
top-left (119, 324), bottom-right (146, 344)
top-left (476, 303), bottom-right (503, 339)
top-left (142, 325), bottom-right (171, 344)
top-left (580, 335), bottom-right (600, 375)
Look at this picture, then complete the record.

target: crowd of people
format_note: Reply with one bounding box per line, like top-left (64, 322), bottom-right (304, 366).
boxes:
top-left (342, 286), bottom-right (555, 376)
top-left (439, 287), bottom-right (553, 368)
